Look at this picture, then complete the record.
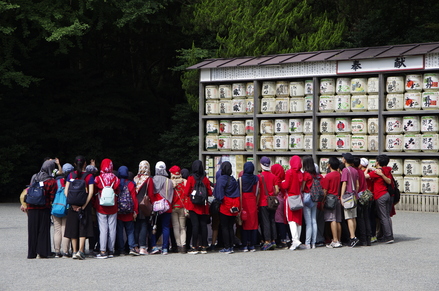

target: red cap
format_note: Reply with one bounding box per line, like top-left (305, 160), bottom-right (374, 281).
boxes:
top-left (169, 165), bottom-right (181, 175)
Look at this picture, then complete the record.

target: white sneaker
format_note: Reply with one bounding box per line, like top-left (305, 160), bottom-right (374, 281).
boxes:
top-left (289, 240), bottom-right (301, 250)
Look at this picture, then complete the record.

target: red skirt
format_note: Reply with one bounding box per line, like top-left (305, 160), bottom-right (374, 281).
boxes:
top-left (285, 194), bottom-right (303, 225)
top-left (242, 192), bottom-right (258, 230)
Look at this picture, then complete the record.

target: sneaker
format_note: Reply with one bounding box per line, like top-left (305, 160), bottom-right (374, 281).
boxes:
top-left (54, 252), bottom-right (61, 258)
top-left (350, 237), bottom-right (360, 248)
top-left (219, 248), bottom-right (231, 254)
top-left (385, 238), bottom-right (394, 244)
top-left (326, 241), bottom-right (342, 248)
top-left (129, 249), bottom-right (140, 256)
top-left (77, 251), bottom-right (86, 260)
top-left (289, 240), bottom-right (301, 250)
top-left (200, 247), bottom-right (207, 254)
top-left (311, 244), bottom-right (316, 249)
top-left (187, 248), bottom-right (199, 255)
top-left (269, 243), bottom-right (276, 250)
top-left (72, 252), bottom-right (78, 259)
top-left (249, 246), bottom-right (256, 252)
top-left (242, 246), bottom-right (249, 252)
top-left (150, 247), bottom-right (161, 254)
top-left (315, 242), bottom-right (325, 247)
top-left (261, 242), bottom-right (270, 251)
top-left (230, 247), bottom-right (234, 254)
top-left (334, 241), bottom-right (343, 248)
top-left (139, 248), bottom-right (148, 255)
top-left (162, 249), bottom-right (168, 255)
top-left (96, 252), bottom-right (108, 259)
top-left (371, 236), bottom-right (377, 243)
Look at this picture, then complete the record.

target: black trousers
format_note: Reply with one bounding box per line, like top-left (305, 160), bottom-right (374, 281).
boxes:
top-left (220, 213), bottom-right (236, 249)
top-left (27, 208), bottom-right (51, 258)
top-left (259, 206), bottom-right (277, 241)
top-left (189, 211), bottom-right (209, 247)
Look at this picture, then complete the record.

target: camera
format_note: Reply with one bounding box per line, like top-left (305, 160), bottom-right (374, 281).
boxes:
top-left (230, 207), bottom-right (239, 213)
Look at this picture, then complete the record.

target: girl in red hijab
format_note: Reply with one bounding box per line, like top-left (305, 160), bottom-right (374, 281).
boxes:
top-left (271, 164), bottom-right (289, 249)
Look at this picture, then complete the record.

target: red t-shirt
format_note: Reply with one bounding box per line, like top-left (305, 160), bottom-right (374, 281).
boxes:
top-left (322, 171), bottom-right (341, 197)
top-left (258, 171), bottom-right (278, 207)
top-left (357, 168), bottom-right (367, 193)
top-left (368, 166), bottom-right (393, 200)
top-left (184, 176), bottom-right (212, 215)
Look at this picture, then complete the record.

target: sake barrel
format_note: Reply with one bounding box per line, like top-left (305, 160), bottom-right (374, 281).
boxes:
top-left (290, 97), bottom-right (305, 112)
top-left (351, 135), bottom-right (368, 152)
top-left (368, 118), bottom-right (379, 135)
top-left (262, 81), bottom-right (276, 97)
top-left (303, 135), bottom-right (313, 151)
top-left (273, 134), bottom-right (289, 151)
top-left (319, 158), bottom-right (330, 174)
top-left (245, 98), bottom-right (254, 114)
top-left (275, 97), bottom-right (290, 114)
top-left (386, 76), bottom-right (405, 93)
top-left (319, 95), bottom-right (335, 112)
top-left (421, 159), bottom-right (439, 176)
top-left (232, 83), bottom-right (246, 98)
top-left (205, 100), bottom-right (219, 115)
top-left (275, 156), bottom-right (290, 168)
top-left (231, 136), bottom-right (245, 151)
top-left (231, 98), bottom-right (246, 114)
top-left (231, 120), bottom-right (245, 136)
top-left (386, 134), bottom-right (403, 152)
top-left (386, 117), bottom-right (403, 134)
top-left (289, 118), bottom-right (304, 133)
top-left (335, 117), bottom-right (351, 133)
top-left (219, 120), bottom-right (232, 135)
top-left (289, 81), bottom-right (305, 97)
top-left (219, 84), bottom-right (232, 99)
top-left (205, 85), bottom-right (219, 99)
top-left (369, 159), bottom-right (377, 168)
top-left (421, 92), bottom-right (439, 110)
top-left (335, 95), bottom-right (351, 112)
top-left (320, 78), bottom-right (335, 94)
top-left (320, 118), bottom-right (335, 134)
top-left (351, 118), bottom-right (367, 134)
top-left (367, 77), bottom-right (379, 93)
top-left (206, 120), bottom-right (219, 135)
top-left (303, 118), bottom-right (313, 134)
top-left (421, 116), bottom-right (439, 133)
top-left (289, 134), bottom-right (304, 151)
top-left (402, 116), bottom-right (420, 133)
top-left (245, 119), bottom-right (254, 134)
top-left (403, 177), bottom-right (420, 194)
top-left (245, 135), bottom-right (254, 151)
top-left (335, 134), bottom-right (351, 152)
top-left (386, 94), bottom-right (404, 111)
top-left (219, 99), bottom-right (232, 115)
top-left (276, 81), bottom-right (289, 97)
top-left (305, 80), bottom-right (313, 95)
top-left (260, 135), bottom-right (274, 151)
top-left (274, 119), bottom-right (289, 134)
top-left (205, 135), bottom-right (218, 151)
top-left (403, 134), bottom-right (421, 152)
top-left (421, 133), bottom-right (439, 152)
top-left (367, 94), bottom-right (379, 111)
top-left (389, 159), bottom-right (404, 175)
top-left (304, 95), bottom-right (313, 112)
top-left (404, 159), bottom-right (422, 176)
top-left (260, 119), bottom-right (274, 134)
top-left (405, 74), bottom-right (423, 91)
top-left (336, 78), bottom-right (351, 94)
top-left (368, 135), bottom-right (379, 152)
top-left (260, 97), bottom-right (276, 114)
top-left (421, 177), bottom-right (439, 194)
top-left (246, 82), bottom-right (254, 97)
top-left (218, 135), bottom-right (232, 151)
top-left (423, 73), bottom-right (439, 91)
top-left (404, 92), bottom-right (422, 110)
top-left (351, 78), bottom-right (367, 94)
top-left (319, 134), bottom-right (336, 151)
top-left (394, 176), bottom-right (404, 193)
top-left (351, 95), bottom-right (367, 111)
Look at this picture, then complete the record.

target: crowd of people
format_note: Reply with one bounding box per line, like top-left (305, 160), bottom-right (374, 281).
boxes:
top-left (21, 153), bottom-right (396, 259)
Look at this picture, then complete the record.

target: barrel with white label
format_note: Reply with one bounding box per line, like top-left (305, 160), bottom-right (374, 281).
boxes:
top-left (219, 100), bottom-right (232, 115)
top-left (334, 95), bottom-right (351, 112)
top-left (386, 134), bottom-right (403, 152)
top-left (421, 133), bottom-right (439, 152)
top-left (351, 78), bottom-right (367, 94)
top-left (367, 94), bottom-right (379, 111)
top-left (367, 77), bottom-right (379, 93)
top-left (421, 92), bottom-right (439, 110)
top-left (289, 81), bottom-right (305, 97)
top-left (231, 136), bottom-right (245, 151)
top-left (421, 116), bottom-right (439, 133)
top-left (305, 80), bottom-right (313, 95)
top-left (351, 118), bottom-right (367, 134)
top-left (276, 81), bottom-right (289, 97)
top-left (274, 119), bottom-right (289, 134)
top-left (260, 135), bottom-right (274, 151)
top-left (403, 134), bottom-right (421, 152)
top-left (218, 135), bottom-right (232, 151)
top-left (389, 159), bottom-right (403, 175)
top-left (386, 117), bottom-right (403, 134)
top-left (232, 83), bottom-right (246, 98)
top-left (304, 95), bottom-right (313, 112)
top-left (219, 120), bottom-right (232, 135)
top-left (335, 117), bottom-right (351, 133)
top-left (303, 119), bottom-right (313, 134)
top-left (245, 135), bottom-right (254, 151)
top-left (320, 78), bottom-right (335, 95)
top-left (335, 134), bottom-right (351, 152)
top-left (232, 98), bottom-right (246, 114)
top-left (245, 119), bottom-right (254, 134)
top-left (260, 120), bottom-right (274, 134)
top-left (421, 159), bottom-right (439, 176)
top-left (394, 176), bottom-right (403, 193)
top-left (319, 95), bottom-right (335, 112)
top-left (320, 118), bottom-right (335, 133)
top-left (405, 74), bottom-right (423, 91)
top-left (275, 97), bottom-right (290, 114)
top-left (260, 97), bottom-right (276, 114)
top-left (404, 92), bottom-right (422, 110)
top-left (289, 118), bottom-right (304, 133)
top-left (262, 81), bottom-right (276, 97)
top-left (386, 94), bottom-right (404, 111)
top-left (404, 159), bottom-right (422, 176)
top-left (231, 120), bottom-right (245, 136)
top-left (219, 84), bottom-right (232, 99)
top-left (368, 118), bottom-right (379, 135)
top-left (386, 76), bottom-right (405, 93)
top-left (320, 134), bottom-right (335, 151)
top-left (351, 95), bottom-right (367, 111)
top-left (351, 135), bottom-right (367, 152)
top-left (290, 97), bottom-right (305, 112)
top-left (319, 158), bottom-right (330, 173)
top-left (246, 82), bottom-right (254, 97)
top-left (336, 78), bottom-right (351, 94)
top-left (402, 116), bottom-right (420, 133)
top-left (205, 135), bottom-right (218, 151)
top-left (206, 100), bottom-right (219, 115)
top-left (206, 120), bottom-right (219, 135)
top-left (289, 134), bottom-right (304, 151)
top-left (205, 85), bottom-right (219, 99)
top-left (369, 159), bottom-right (377, 168)
top-left (245, 98), bottom-right (254, 114)
top-left (368, 135), bottom-right (379, 152)
top-left (404, 177), bottom-right (420, 194)
top-left (275, 156), bottom-right (290, 168)
top-left (423, 73), bottom-right (439, 91)
top-left (273, 134), bottom-right (289, 151)
top-left (303, 135), bottom-right (313, 151)
top-left (421, 178), bottom-right (439, 194)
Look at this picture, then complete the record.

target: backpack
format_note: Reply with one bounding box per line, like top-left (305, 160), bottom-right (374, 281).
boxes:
top-left (25, 181), bottom-right (46, 206)
top-left (387, 176), bottom-right (401, 205)
top-left (310, 175), bottom-right (324, 202)
top-left (118, 181), bottom-right (134, 214)
top-left (99, 178), bottom-right (116, 206)
top-left (66, 173), bottom-right (88, 206)
top-left (191, 178), bottom-right (208, 205)
top-left (52, 179), bottom-right (68, 217)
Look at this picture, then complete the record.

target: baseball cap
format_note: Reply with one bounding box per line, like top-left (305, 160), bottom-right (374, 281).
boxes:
top-left (260, 156), bottom-right (271, 171)
top-left (360, 158), bottom-right (369, 167)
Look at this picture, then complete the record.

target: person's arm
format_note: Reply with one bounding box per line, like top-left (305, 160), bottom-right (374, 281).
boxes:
top-left (82, 179), bottom-right (94, 209)
top-left (356, 179), bottom-right (359, 193)
top-left (341, 181), bottom-right (347, 195)
top-left (281, 171), bottom-right (291, 191)
top-left (54, 158), bottom-right (62, 175)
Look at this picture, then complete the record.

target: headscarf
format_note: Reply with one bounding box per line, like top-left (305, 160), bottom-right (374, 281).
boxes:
top-left (153, 161), bottom-right (173, 202)
top-left (285, 156), bottom-right (303, 195)
top-left (191, 160), bottom-right (205, 181)
top-left (30, 160), bottom-right (56, 184)
top-left (62, 163), bottom-right (74, 175)
top-left (169, 165), bottom-right (184, 188)
top-left (99, 158), bottom-right (117, 186)
top-left (181, 168), bottom-right (189, 180)
top-left (134, 160), bottom-right (150, 192)
top-left (241, 162), bottom-right (259, 193)
top-left (118, 166), bottom-right (129, 188)
top-left (271, 163), bottom-right (285, 186)
top-left (213, 161), bottom-right (239, 201)
top-left (221, 161), bottom-right (232, 176)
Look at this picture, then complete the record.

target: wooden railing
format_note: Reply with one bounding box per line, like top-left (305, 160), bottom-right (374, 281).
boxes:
top-left (395, 194), bottom-right (439, 212)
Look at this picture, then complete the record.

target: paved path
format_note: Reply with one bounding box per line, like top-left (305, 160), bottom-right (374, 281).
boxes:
top-left (0, 203), bottom-right (438, 290)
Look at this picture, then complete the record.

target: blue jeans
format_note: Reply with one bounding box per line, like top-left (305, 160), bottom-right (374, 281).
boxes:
top-left (151, 212), bottom-right (171, 250)
top-left (117, 220), bottom-right (135, 251)
top-left (303, 203), bottom-right (317, 245)
top-left (134, 218), bottom-right (148, 248)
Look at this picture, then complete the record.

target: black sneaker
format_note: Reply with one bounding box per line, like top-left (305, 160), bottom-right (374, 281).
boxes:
top-left (350, 237), bottom-right (359, 248)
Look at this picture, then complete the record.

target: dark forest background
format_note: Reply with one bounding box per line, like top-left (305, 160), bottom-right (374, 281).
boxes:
top-left (1, 0), bottom-right (438, 201)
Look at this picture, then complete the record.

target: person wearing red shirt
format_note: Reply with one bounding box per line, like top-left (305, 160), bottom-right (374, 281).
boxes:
top-left (354, 157), bottom-right (372, 246)
top-left (169, 165), bottom-right (188, 254)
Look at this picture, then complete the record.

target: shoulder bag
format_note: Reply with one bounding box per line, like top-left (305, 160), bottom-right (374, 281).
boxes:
top-left (261, 173), bottom-right (279, 211)
top-left (324, 194), bottom-right (337, 210)
top-left (139, 178), bottom-right (153, 217)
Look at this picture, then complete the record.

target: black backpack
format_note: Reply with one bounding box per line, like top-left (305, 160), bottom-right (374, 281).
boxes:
top-left (387, 176), bottom-right (401, 205)
top-left (66, 173), bottom-right (88, 206)
top-left (191, 178), bottom-right (208, 205)
top-left (25, 182), bottom-right (46, 206)
top-left (310, 175), bottom-right (324, 202)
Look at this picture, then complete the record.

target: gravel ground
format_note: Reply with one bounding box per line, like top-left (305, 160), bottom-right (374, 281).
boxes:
top-left (0, 203), bottom-right (438, 291)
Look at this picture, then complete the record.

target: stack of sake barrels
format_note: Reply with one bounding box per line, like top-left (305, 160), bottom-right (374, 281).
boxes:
top-left (318, 77), bottom-right (379, 152)
top-left (205, 119), bottom-right (254, 152)
top-left (385, 73), bottom-right (439, 153)
top-left (205, 83), bottom-right (255, 115)
top-left (260, 80), bottom-right (312, 114)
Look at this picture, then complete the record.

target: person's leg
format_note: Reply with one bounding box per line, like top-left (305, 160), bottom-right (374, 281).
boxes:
top-left (189, 211), bottom-right (200, 248)
top-left (172, 210), bottom-right (181, 247)
top-left (61, 217), bottom-right (70, 254)
top-left (288, 221), bottom-right (301, 249)
top-left (259, 207), bottom-right (271, 242)
top-left (116, 219), bottom-right (125, 253)
top-left (220, 213), bottom-right (231, 249)
top-left (178, 210), bottom-right (187, 248)
top-left (228, 215), bottom-right (236, 250)
top-left (161, 212), bottom-right (172, 250)
top-left (36, 209), bottom-right (51, 257)
top-left (107, 213), bottom-right (117, 253)
top-left (125, 221), bottom-right (136, 250)
top-left (311, 204), bottom-right (318, 246)
top-left (199, 215), bottom-right (209, 247)
top-left (357, 204), bottom-right (366, 244)
top-left (268, 210), bottom-right (277, 243)
top-left (52, 215), bottom-right (62, 254)
top-left (376, 193), bottom-right (394, 241)
top-left (316, 208), bottom-right (325, 244)
top-left (27, 210), bottom-right (38, 258)
top-left (303, 206), bottom-right (312, 246)
top-left (97, 213), bottom-right (108, 253)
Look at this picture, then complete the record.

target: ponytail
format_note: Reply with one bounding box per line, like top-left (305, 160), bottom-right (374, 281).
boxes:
top-left (74, 155), bottom-right (86, 178)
